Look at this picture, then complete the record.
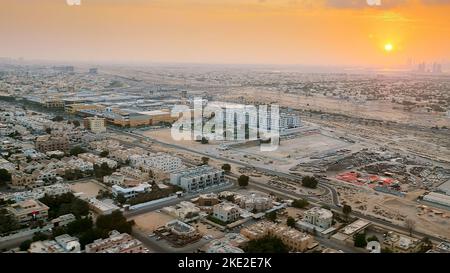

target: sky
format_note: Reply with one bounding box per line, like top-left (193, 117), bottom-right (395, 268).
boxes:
top-left (1, 0), bottom-right (450, 67)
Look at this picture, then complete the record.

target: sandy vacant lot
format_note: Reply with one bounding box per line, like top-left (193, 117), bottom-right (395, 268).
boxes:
top-left (336, 184), bottom-right (450, 240)
top-left (131, 211), bottom-right (175, 233)
top-left (70, 180), bottom-right (106, 199)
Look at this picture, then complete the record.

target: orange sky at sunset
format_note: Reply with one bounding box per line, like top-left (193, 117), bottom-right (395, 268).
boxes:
top-left (1, 0), bottom-right (449, 67)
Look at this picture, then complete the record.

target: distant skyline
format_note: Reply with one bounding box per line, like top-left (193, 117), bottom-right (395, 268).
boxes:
top-left (1, 0), bottom-right (450, 68)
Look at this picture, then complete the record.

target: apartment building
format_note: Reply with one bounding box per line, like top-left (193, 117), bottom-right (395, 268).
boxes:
top-left (170, 166), bottom-right (225, 192)
top-left (7, 199), bottom-right (49, 224)
top-left (130, 153), bottom-right (184, 173)
top-left (213, 202), bottom-right (241, 223)
top-left (35, 135), bottom-right (69, 153)
top-left (10, 171), bottom-right (38, 189)
top-left (83, 116), bottom-right (106, 133)
top-left (85, 231), bottom-right (150, 253)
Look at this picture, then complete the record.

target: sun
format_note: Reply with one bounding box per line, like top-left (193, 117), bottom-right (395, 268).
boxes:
top-left (384, 43), bottom-right (393, 52)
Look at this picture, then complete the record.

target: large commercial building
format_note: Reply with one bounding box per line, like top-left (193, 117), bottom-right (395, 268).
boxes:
top-left (7, 199), bottom-right (49, 224)
top-left (170, 166), bottom-right (225, 192)
top-left (83, 116), bottom-right (106, 133)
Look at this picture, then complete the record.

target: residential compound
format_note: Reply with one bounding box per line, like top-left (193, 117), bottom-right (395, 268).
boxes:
top-left (241, 221), bottom-right (315, 252)
top-left (170, 166), bottom-right (226, 192)
top-left (85, 231), bottom-right (150, 253)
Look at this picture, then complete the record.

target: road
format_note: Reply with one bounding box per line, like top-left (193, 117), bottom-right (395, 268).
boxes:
top-left (110, 128), bottom-right (447, 244)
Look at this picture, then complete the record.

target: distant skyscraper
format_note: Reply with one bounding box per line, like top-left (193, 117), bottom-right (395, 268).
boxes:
top-left (417, 62), bottom-right (426, 73)
top-left (432, 63), bottom-right (442, 74)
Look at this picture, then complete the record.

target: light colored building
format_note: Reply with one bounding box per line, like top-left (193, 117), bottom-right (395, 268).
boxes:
top-left (297, 207), bottom-right (333, 232)
top-left (88, 198), bottom-right (119, 215)
top-left (162, 201), bottom-right (200, 221)
top-left (235, 193), bottom-right (273, 212)
top-left (240, 221), bottom-right (314, 252)
top-left (165, 220), bottom-right (198, 238)
top-left (130, 153), bottom-right (184, 173)
top-left (29, 235), bottom-right (80, 253)
top-left (213, 202), bottom-right (240, 223)
top-left (83, 116), bottom-right (106, 133)
top-left (119, 166), bottom-right (150, 182)
top-left (383, 232), bottom-right (422, 253)
top-left (7, 199), bottom-right (49, 224)
top-left (112, 183), bottom-right (151, 199)
top-left (78, 153), bottom-right (118, 169)
top-left (423, 192), bottom-right (450, 208)
top-left (103, 172), bottom-right (125, 185)
top-left (206, 241), bottom-right (244, 253)
top-left (170, 166), bottom-right (225, 192)
top-left (85, 231), bottom-right (150, 253)
top-left (51, 213), bottom-right (76, 228)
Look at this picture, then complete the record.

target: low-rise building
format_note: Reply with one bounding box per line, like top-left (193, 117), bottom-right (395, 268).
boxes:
top-left (29, 234), bottom-right (80, 253)
top-left (241, 221), bottom-right (314, 252)
top-left (235, 193), bottom-right (273, 212)
top-left (7, 199), bottom-right (49, 224)
top-left (212, 202), bottom-right (240, 223)
top-left (162, 201), bottom-right (200, 221)
top-left (198, 193), bottom-right (220, 207)
top-left (85, 231), bottom-right (150, 253)
top-left (112, 183), bottom-right (151, 199)
top-left (296, 207), bottom-right (333, 233)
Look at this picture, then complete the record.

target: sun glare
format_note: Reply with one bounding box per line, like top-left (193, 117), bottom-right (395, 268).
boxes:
top-left (384, 43), bottom-right (393, 52)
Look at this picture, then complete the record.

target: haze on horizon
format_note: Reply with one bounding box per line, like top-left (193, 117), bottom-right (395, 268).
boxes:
top-left (1, 0), bottom-right (450, 68)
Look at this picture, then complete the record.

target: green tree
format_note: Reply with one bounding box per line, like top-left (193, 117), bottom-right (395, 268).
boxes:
top-left (244, 236), bottom-right (288, 253)
top-left (70, 146), bottom-right (86, 156)
top-left (286, 217), bottom-right (296, 228)
top-left (367, 235), bottom-right (379, 242)
top-left (72, 120), bottom-right (80, 127)
top-left (201, 137), bottom-right (209, 144)
top-left (292, 199), bottom-right (309, 209)
top-left (342, 204), bottom-right (352, 219)
top-left (265, 211), bottom-right (277, 222)
top-left (96, 210), bottom-right (134, 235)
top-left (201, 157), bottom-right (210, 165)
top-left (52, 115), bottom-right (64, 122)
top-left (221, 164), bottom-right (231, 173)
top-left (301, 176), bottom-right (318, 189)
top-left (19, 240), bottom-right (32, 251)
top-left (238, 175), bottom-right (249, 187)
top-left (353, 233), bottom-right (367, 248)
top-left (0, 209), bottom-right (20, 233)
top-left (0, 169), bottom-right (12, 185)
